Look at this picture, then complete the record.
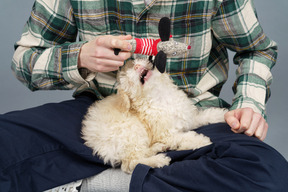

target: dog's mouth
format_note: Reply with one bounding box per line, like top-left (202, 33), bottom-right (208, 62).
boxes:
top-left (134, 64), bottom-right (152, 85)
top-left (140, 69), bottom-right (149, 84)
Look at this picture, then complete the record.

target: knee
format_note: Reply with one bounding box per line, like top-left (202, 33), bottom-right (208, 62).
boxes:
top-left (255, 144), bottom-right (288, 191)
top-left (211, 141), bottom-right (288, 191)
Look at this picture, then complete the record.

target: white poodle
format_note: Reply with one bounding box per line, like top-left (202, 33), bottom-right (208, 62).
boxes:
top-left (82, 59), bottom-right (227, 174)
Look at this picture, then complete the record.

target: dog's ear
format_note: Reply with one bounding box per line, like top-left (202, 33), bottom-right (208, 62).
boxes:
top-left (116, 89), bottom-right (131, 112)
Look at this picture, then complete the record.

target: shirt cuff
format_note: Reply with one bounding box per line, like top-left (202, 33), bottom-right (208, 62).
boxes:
top-left (230, 60), bottom-right (273, 120)
top-left (230, 96), bottom-right (266, 119)
top-left (61, 41), bottom-right (96, 87)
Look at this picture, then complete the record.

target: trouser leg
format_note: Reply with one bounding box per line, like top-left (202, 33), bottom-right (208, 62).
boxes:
top-left (0, 96), bottom-right (107, 192)
top-left (2, 98), bottom-right (287, 192)
top-left (130, 123), bottom-right (288, 192)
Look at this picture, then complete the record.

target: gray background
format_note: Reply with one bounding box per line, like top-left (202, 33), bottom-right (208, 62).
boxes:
top-left (0, 0), bottom-right (287, 160)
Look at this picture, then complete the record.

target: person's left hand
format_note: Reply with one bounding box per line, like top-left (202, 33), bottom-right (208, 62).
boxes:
top-left (224, 108), bottom-right (268, 141)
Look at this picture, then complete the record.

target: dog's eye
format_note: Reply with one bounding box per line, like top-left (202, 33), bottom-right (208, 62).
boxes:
top-left (172, 52), bottom-right (177, 56)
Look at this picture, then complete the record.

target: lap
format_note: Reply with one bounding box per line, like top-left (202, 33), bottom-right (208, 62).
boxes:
top-left (1, 100), bottom-right (287, 192)
top-left (130, 123), bottom-right (288, 192)
top-left (0, 95), bottom-right (95, 164)
top-left (0, 95), bottom-right (107, 191)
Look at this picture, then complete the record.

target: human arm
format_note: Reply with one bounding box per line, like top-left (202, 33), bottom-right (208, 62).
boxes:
top-left (212, 0), bottom-right (277, 140)
top-left (11, 0), bottom-right (131, 91)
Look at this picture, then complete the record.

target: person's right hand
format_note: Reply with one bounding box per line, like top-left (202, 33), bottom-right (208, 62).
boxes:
top-left (78, 35), bottom-right (132, 72)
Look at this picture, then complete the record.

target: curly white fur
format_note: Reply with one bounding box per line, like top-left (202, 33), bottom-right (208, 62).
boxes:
top-left (82, 59), bottom-right (227, 174)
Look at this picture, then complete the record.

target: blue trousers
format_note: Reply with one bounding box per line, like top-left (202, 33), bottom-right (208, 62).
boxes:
top-left (0, 95), bottom-right (287, 192)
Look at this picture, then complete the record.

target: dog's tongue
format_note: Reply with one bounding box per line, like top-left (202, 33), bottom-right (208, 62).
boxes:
top-left (144, 70), bottom-right (152, 82)
top-left (134, 64), bottom-right (152, 84)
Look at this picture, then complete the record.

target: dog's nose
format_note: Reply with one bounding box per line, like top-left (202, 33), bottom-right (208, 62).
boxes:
top-left (134, 64), bottom-right (148, 76)
top-left (134, 64), bottom-right (145, 73)
top-left (134, 64), bottom-right (141, 70)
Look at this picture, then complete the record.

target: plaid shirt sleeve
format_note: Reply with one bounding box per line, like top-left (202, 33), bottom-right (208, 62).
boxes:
top-left (212, 0), bottom-right (278, 118)
top-left (11, 0), bottom-right (89, 91)
top-left (11, 0), bottom-right (277, 119)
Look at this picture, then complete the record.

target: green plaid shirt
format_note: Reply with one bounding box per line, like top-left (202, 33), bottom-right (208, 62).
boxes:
top-left (12, 0), bottom-right (277, 118)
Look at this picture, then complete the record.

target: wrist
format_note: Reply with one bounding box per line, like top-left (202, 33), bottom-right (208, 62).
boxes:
top-left (230, 97), bottom-right (266, 120)
top-left (78, 42), bottom-right (88, 69)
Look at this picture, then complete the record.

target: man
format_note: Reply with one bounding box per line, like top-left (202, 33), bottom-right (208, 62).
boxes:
top-left (1, 0), bottom-right (287, 191)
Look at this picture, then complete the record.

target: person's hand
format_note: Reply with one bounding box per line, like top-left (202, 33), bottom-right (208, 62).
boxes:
top-left (224, 108), bottom-right (268, 141)
top-left (78, 35), bottom-right (132, 72)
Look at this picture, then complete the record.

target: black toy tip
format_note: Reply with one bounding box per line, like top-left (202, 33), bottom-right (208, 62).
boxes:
top-left (154, 51), bottom-right (166, 73)
top-left (159, 17), bottom-right (171, 42)
top-left (114, 48), bottom-right (121, 55)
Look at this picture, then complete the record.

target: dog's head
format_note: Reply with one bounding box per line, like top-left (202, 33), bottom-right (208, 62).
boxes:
top-left (117, 58), bottom-right (168, 103)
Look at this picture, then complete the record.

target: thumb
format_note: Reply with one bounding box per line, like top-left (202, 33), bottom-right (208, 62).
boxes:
top-left (224, 110), bottom-right (240, 131)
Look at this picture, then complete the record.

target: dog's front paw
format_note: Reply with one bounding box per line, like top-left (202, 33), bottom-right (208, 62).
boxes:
top-left (192, 134), bottom-right (212, 149)
top-left (148, 153), bottom-right (171, 168)
top-left (136, 153), bottom-right (171, 169)
top-left (150, 142), bottom-right (170, 153)
top-left (214, 108), bottom-right (229, 123)
top-left (121, 154), bottom-right (171, 174)
top-left (177, 131), bottom-right (212, 150)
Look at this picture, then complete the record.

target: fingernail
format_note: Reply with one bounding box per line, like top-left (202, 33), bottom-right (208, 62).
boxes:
top-left (127, 44), bottom-right (132, 51)
top-left (232, 122), bottom-right (238, 129)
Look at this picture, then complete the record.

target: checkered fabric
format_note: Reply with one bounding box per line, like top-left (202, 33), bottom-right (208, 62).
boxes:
top-left (12, 0), bottom-right (277, 118)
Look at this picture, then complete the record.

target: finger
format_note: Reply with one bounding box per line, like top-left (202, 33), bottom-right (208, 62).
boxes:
top-left (91, 65), bottom-right (120, 73)
top-left (224, 110), bottom-right (240, 132)
top-left (90, 58), bottom-right (124, 72)
top-left (238, 108), bottom-right (254, 133)
top-left (113, 35), bottom-right (133, 54)
top-left (260, 123), bottom-right (269, 141)
top-left (114, 51), bottom-right (132, 61)
top-left (108, 50), bottom-right (132, 61)
top-left (244, 113), bottom-right (262, 136)
top-left (96, 35), bottom-right (132, 52)
top-left (254, 119), bottom-right (268, 141)
top-left (93, 46), bottom-right (132, 61)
